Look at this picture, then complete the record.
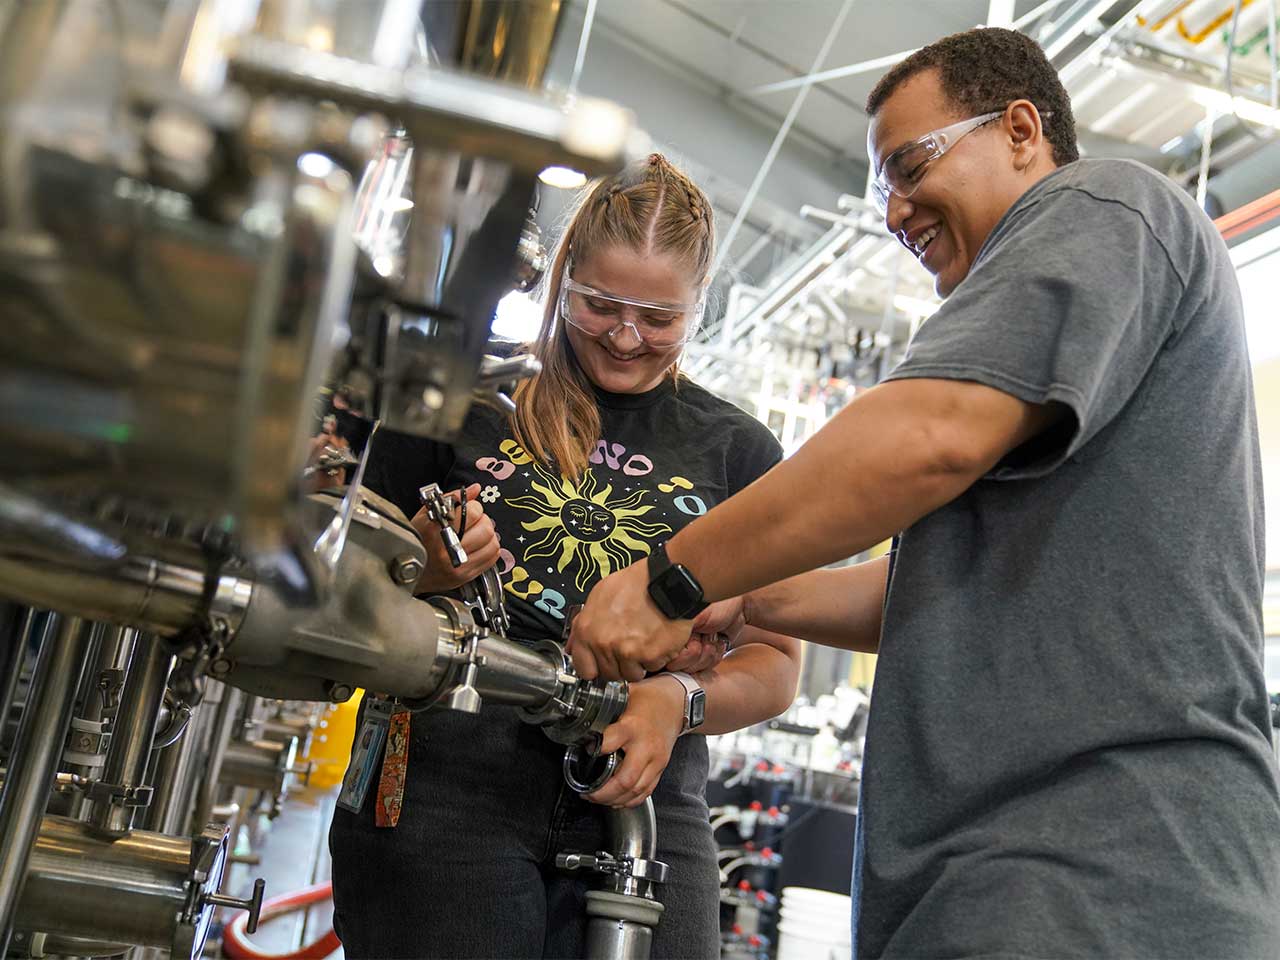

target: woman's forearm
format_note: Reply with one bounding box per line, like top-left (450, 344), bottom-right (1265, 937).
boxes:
top-left (685, 627), bottom-right (801, 736)
top-left (745, 558), bottom-right (889, 654)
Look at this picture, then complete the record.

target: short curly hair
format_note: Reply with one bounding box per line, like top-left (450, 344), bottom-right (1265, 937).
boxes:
top-left (865, 27), bottom-right (1079, 167)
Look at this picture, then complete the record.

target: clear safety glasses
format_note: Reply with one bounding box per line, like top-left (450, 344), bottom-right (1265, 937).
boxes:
top-left (558, 271), bottom-right (705, 349)
top-left (871, 110), bottom-right (1008, 216)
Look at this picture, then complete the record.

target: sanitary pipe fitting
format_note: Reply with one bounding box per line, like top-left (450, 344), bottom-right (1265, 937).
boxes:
top-left (13, 817), bottom-right (254, 960)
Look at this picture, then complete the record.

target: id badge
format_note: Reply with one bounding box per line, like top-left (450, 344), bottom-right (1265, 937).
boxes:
top-left (336, 697), bottom-right (395, 813)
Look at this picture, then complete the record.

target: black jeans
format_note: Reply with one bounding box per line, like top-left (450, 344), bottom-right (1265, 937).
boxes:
top-left (329, 704), bottom-right (720, 959)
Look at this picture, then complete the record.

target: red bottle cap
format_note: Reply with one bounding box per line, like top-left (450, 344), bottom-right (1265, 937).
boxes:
top-left (749, 801), bottom-right (763, 811)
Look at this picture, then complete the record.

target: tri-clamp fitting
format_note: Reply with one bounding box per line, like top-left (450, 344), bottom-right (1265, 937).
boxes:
top-left (517, 639), bottom-right (629, 793)
top-left (557, 801), bottom-right (670, 960)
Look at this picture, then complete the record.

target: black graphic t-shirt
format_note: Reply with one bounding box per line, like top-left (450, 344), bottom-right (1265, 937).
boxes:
top-left (360, 376), bottom-right (783, 643)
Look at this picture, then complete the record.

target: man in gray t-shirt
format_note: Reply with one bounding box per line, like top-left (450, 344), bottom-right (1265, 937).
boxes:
top-left (568, 27), bottom-right (1280, 958)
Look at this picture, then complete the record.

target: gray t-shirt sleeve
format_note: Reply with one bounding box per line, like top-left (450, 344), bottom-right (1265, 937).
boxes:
top-left (884, 185), bottom-right (1188, 479)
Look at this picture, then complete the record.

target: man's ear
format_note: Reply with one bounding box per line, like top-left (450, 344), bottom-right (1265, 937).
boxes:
top-left (1007, 100), bottom-right (1044, 172)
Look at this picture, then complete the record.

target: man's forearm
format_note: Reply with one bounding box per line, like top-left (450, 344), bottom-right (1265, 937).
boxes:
top-left (686, 627), bottom-right (800, 736)
top-left (745, 559), bottom-right (889, 654)
top-left (665, 378), bottom-right (1054, 603)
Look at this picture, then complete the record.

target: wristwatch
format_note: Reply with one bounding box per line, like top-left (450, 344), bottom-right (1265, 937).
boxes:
top-left (646, 542), bottom-right (707, 620)
top-left (663, 672), bottom-right (706, 735)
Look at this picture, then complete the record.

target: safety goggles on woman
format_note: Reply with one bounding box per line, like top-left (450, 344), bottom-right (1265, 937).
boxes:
top-left (871, 109), bottom-right (1050, 216)
top-left (559, 269), bottom-right (705, 349)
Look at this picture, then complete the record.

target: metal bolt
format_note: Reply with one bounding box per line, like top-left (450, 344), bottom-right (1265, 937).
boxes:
top-left (209, 657), bottom-right (233, 678)
top-left (391, 554), bottom-right (423, 585)
top-left (327, 682), bottom-right (354, 703)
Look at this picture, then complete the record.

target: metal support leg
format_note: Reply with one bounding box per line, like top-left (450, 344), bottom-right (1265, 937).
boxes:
top-left (0, 614), bottom-right (94, 952)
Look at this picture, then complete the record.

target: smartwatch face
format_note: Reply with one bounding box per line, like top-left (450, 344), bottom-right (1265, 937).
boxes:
top-left (689, 689), bottom-right (706, 729)
top-left (653, 566), bottom-right (700, 618)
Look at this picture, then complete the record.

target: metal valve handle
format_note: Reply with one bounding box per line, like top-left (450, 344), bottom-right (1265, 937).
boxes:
top-left (314, 421), bottom-right (381, 576)
top-left (203, 877), bottom-right (266, 934)
top-left (418, 483), bottom-right (467, 566)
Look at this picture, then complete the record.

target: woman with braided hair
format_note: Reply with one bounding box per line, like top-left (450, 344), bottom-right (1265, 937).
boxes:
top-left (328, 153), bottom-right (801, 958)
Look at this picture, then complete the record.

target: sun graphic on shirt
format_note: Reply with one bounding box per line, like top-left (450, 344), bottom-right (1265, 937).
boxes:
top-left (506, 465), bottom-right (672, 592)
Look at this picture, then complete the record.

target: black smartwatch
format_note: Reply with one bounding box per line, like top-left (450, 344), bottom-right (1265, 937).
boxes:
top-left (646, 542), bottom-right (707, 620)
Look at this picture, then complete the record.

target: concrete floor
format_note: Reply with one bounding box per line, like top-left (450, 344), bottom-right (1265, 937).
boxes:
top-left (220, 785), bottom-right (343, 959)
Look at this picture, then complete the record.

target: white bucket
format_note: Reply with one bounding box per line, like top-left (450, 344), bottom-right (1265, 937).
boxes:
top-left (780, 886), bottom-right (852, 911)
top-left (776, 919), bottom-right (853, 960)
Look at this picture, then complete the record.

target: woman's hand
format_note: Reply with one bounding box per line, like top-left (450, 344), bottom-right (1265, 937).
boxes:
top-left (303, 425), bottom-right (351, 493)
top-left (663, 632), bottom-right (728, 674)
top-left (585, 676), bottom-right (686, 809)
top-left (409, 483), bottom-right (501, 593)
top-left (690, 597), bottom-right (747, 650)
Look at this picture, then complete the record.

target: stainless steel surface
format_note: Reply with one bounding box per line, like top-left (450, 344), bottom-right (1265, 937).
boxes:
top-left (454, 0), bottom-right (565, 87)
top-left (14, 933), bottom-right (131, 958)
top-left (13, 815), bottom-right (229, 958)
top-left (88, 633), bottom-right (173, 832)
top-left (145, 694), bottom-right (218, 836)
top-left (584, 915), bottom-right (655, 960)
top-left (0, 524), bottom-right (210, 639)
top-left (0, 483), bottom-right (127, 567)
top-left (473, 634), bottom-right (564, 707)
top-left (0, 615), bottom-right (94, 949)
top-left (218, 737), bottom-right (299, 796)
top-left (227, 40), bottom-right (630, 176)
top-left (192, 683), bottom-right (242, 832)
top-left (610, 801), bottom-right (658, 865)
top-left (63, 624), bottom-right (136, 817)
top-left (558, 798), bottom-right (668, 958)
top-left (221, 491), bottom-right (456, 702)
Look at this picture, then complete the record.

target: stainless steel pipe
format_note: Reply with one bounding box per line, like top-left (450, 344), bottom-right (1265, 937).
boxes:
top-left (0, 614), bottom-right (94, 951)
top-left (88, 633), bottom-right (173, 832)
top-left (218, 737), bottom-right (299, 796)
top-left (0, 550), bottom-right (208, 639)
top-left (145, 695), bottom-right (217, 837)
top-left (13, 815), bottom-right (227, 959)
top-left (474, 634), bottom-right (565, 707)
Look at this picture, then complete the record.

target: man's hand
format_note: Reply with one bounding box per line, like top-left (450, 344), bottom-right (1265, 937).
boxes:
top-left (409, 483), bottom-right (500, 593)
top-left (690, 597), bottom-right (747, 650)
top-left (663, 632), bottom-right (727, 674)
top-left (569, 561), bottom-right (690, 681)
top-left (585, 676), bottom-right (685, 808)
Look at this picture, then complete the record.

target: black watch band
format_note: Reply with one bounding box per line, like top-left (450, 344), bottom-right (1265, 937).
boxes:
top-left (646, 542), bottom-right (707, 620)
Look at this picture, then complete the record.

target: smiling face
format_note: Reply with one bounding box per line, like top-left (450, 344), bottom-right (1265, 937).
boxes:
top-left (867, 68), bottom-right (1056, 298)
top-left (564, 244), bottom-right (700, 394)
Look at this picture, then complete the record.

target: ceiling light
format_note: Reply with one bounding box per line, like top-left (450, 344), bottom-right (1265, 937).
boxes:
top-left (539, 166), bottom-right (587, 189)
top-left (1189, 89), bottom-right (1280, 131)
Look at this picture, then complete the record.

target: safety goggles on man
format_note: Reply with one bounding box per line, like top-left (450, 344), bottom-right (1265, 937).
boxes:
top-left (871, 110), bottom-right (1014, 216)
top-left (558, 270), bottom-right (705, 349)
